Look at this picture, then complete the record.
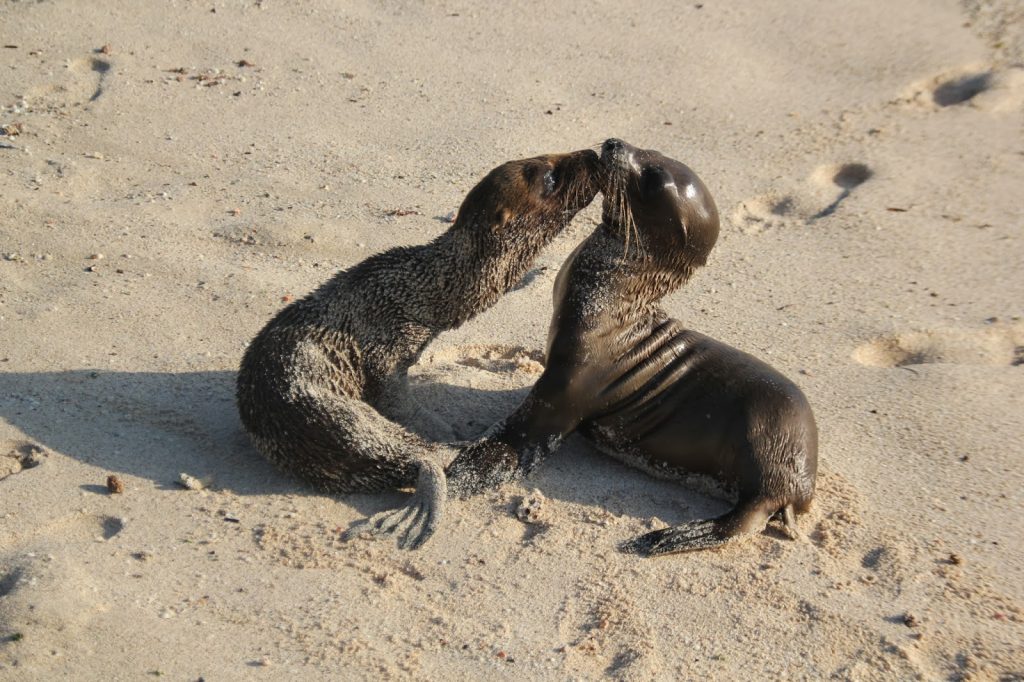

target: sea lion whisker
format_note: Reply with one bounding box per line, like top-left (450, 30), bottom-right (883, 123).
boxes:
top-left (620, 188), bottom-right (633, 259)
top-left (621, 186), bottom-right (643, 262)
top-left (619, 194), bottom-right (632, 260)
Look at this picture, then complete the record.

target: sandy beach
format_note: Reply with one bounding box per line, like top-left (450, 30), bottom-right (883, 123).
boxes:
top-left (1, 0), bottom-right (1022, 679)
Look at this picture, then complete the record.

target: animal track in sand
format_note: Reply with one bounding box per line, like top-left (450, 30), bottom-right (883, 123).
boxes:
top-left (100, 515), bottom-right (125, 540)
top-left (0, 510), bottom-right (126, 553)
top-left (730, 193), bottom-right (797, 234)
top-left (556, 572), bottom-right (662, 679)
top-left (859, 539), bottom-right (919, 591)
top-left (809, 162), bottom-right (873, 220)
top-left (901, 65), bottom-right (1024, 113)
top-left (852, 323), bottom-right (1024, 368)
top-left (731, 161), bottom-right (874, 231)
top-left (932, 71), bottom-right (993, 107)
top-left (808, 471), bottom-right (863, 558)
top-left (0, 567), bottom-right (23, 598)
top-left (0, 553), bottom-right (106, 658)
top-left (22, 56), bottom-right (111, 109)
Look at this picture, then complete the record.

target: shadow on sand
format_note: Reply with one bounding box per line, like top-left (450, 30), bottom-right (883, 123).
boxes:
top-left (0, 368), bottom-right (728, 525)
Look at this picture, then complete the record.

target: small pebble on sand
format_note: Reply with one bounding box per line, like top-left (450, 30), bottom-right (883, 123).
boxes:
top-left (106, 474), bottom-right (125, 494)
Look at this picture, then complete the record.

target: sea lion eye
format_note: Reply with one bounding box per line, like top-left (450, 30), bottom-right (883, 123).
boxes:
top-left (543, 169), bottom-right (556, 194)
top-left (640, 167), bottom-right (659, 193)
top-left (642, 167), bottom-right (673, 195)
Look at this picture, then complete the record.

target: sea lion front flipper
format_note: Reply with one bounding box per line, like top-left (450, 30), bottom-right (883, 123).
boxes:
top-left (343, 460), bottom-right (447, 550)
top-left (445, 381), bottom-right (581, 498)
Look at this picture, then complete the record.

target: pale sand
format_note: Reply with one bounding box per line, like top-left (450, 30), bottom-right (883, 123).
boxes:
top-left (1, 1), bottom-right (1022, 679)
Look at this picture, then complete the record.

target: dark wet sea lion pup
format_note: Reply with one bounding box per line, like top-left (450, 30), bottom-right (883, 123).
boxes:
top-left (371, 138), bottom-right (818, 555)
top-left (237, 148), bottom-right (601, 538)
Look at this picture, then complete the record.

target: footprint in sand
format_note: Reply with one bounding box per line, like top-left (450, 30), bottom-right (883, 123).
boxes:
top-left (807, 471), bottom-right (863, 558)
top-left (731, 161), bottom-right (874, 232)
top-left (859, 538), bottom-right (920, 594)
top-left (0, 450), bottom-right (125, 551)
top-left (0, 511), bottom-right (126, 554)
top-left (900, 64), bottom-right (1024, 113)
top-left (22, 55), bottom-right (111, 110)
top-left (932, 71), bottom-right (993, 107)
top-left (808, 162), bottom-right (874, 220)
top-left (556, 573), bottom-right (662, 680)
top-left (730, 193), bottom-right (797, 234)
top-left (0, 551), bottom-right (107, 662)
top-left (852, 322), bottom-right (1024, 368)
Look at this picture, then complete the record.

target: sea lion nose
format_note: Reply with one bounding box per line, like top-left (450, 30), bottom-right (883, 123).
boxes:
top-left (602, 138), bottom-right (624, 154)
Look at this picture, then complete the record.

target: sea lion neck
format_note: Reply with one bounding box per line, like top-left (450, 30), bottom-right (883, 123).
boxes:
top-left (400, 215), bottom-right (554, 330)
top-left (592, 224), bottom-right (697, 308)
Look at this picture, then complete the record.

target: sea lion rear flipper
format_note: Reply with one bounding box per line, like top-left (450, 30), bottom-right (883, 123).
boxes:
top-left (778, 503), bottom-right (800, 541)
top-left (619, 519), bottom-right (731, 556)
top-left (619, 499), bottom-right (781, 557)
top-left (343, 460), bottom-right (448, 550)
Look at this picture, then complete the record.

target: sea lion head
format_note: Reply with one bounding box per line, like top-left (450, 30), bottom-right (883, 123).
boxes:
top-left (452, 148), bottom-right (601, 290)
top-left (455, 148), bottom-right (600, 239)
top-left (599, 138), bottom-right (719, 270)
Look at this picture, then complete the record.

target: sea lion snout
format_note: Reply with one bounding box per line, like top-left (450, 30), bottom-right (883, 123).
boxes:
top-left (601, 137), bottom-right (631, 160)
top-left (601, 137), bottom-right (625, 157)
top-left (600, 139), bottom-right (683, 193)
top-left (600, 137), bottom-right (639, 184)
top-left (551, 148), bottom-right (601, 212)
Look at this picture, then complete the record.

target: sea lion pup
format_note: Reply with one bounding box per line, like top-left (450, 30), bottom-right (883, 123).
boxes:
top-left (237, 148), bottom-right (600, 544)
top-left (373, 138), bottom-right (818, 555)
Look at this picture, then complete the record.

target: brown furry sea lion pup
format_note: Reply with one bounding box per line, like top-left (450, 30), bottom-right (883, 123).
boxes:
top-left (237, 148), bottom-right (600, 544)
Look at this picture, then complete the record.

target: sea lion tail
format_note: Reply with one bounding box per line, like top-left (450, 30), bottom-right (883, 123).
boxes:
top-left (619, 499), bottom-right (796, 557)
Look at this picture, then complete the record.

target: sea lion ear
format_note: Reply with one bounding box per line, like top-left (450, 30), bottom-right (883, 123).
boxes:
top-left (492, 207), bottom-right (511, 231)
